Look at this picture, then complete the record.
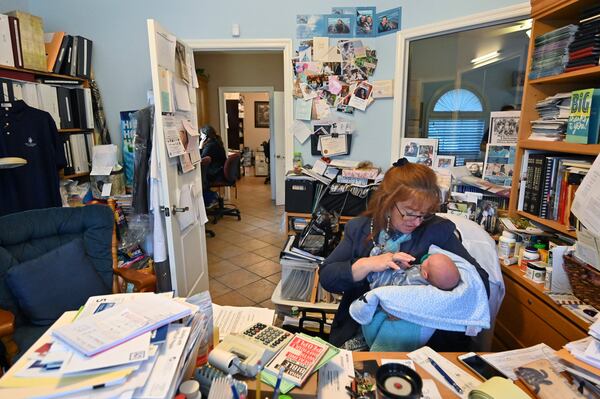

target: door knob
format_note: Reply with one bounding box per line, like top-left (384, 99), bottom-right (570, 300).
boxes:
top-left (172, 206), bottom-right (189, 214)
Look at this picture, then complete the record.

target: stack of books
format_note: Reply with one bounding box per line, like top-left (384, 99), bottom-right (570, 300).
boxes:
top-left (530, 92), bottom-right (572, 141)
top-left (566, 5), bottom-right (600, 73)
top-left (529, 24), bottom-right (578, 79)
top-left (0, 292), bottom-right (212, 399)
top-left (518, 152), bottom-right (592, 224)
top-left (556, 319), bottom-right (600, 394)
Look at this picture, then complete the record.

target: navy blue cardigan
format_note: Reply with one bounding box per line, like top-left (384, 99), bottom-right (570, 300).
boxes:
top-left (319, 215), bottom-right (490, 348)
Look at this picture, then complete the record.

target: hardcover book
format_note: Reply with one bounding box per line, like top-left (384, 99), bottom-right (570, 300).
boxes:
top-left (264, 335), bottom-right (328, 386)
top-left (566, 88), bottom-right (600, 144)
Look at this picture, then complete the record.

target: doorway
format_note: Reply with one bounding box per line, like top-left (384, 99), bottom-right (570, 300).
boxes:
top-left (188, 39), bottom-right (293, 206)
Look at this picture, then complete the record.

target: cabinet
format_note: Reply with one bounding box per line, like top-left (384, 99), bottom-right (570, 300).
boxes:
top-left (0, 64), bottom-right (96, 180)
top-left (494, 264), bottom-right (588, 350)
top-left (508, 0), bottom-right (600, 238)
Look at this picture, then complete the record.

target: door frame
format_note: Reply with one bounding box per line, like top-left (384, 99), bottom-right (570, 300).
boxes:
top-left (218, 86), bottom-right (275, 199)
top-left (184, 39), bottom-right (294, 173)
top-left (389, 2), bottom-right (531, 162)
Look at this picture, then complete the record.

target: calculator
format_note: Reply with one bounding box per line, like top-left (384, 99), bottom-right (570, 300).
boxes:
top-left (242, 322), bottom-right (293, 352)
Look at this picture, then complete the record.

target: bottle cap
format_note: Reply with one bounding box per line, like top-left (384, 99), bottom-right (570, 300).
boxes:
top-left (179, 380), bottom-right (200, 398)
top-left (502, 231), bottom-right (516, 239)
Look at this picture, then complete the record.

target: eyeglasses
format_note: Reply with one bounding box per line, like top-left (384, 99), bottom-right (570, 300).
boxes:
top-left (394, 203), bottom-right (434, 222)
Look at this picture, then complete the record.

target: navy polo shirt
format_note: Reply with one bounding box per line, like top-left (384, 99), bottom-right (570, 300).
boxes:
top-left (0, 100), bottom-right (66, 216)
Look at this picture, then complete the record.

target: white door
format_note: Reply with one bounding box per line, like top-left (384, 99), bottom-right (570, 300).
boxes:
top-left (147, 19), bottom-right (209, 296)
top-left (273, 91), bottom-right (285, 205)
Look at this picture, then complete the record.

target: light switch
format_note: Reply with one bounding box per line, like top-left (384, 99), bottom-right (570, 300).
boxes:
top-left (232, 24), bottom-right (240, 37)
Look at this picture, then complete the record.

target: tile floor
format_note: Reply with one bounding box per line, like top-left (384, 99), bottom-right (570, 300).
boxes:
top-left (206, 176), bottom-right (288, 309)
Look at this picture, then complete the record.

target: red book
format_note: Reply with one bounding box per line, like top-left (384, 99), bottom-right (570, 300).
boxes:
top-left (7, 16), bottom-right (22, 68)
top-left (557, 171), bottom-right (569, 223)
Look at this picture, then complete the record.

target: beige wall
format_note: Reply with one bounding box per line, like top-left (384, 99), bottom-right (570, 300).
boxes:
top-left (241, 92), bottom-right (270, 151)
top-left (194, 52), bottom-right (284, 137)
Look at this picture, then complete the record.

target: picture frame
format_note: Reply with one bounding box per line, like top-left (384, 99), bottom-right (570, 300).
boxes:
top-left (355, 7), bottom-right (376, 37)
top-left (435, 155), bottom-right (455, 169)
top-left (489, 111), bottom-right (520, 144)
top-left (375, 7), bottom-right (402, 36)
top-left (254, 101), bottom-right (270, 128)
top-left (482, 144), bottom-right (516, 187)
top-left (400, 138), bottom-right (438, 167)
top-left (326, 14), bottom-right (353, 38)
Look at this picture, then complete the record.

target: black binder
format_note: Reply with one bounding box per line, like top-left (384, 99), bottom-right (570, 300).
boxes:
top-left (70, 88), bottom-right (87, 129)
top-left (76, 36), bottom-right (93, 79)
top-left (53, 35), bottom-right (71, 74)
top-left (56, 87), bottom-right (74, 129)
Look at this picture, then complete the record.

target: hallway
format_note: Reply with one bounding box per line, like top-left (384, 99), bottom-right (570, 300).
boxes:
top-left (206, 176), bottom-right (287, 308)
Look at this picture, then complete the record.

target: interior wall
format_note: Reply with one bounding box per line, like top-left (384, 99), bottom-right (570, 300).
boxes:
top-left (7, 0), bottom-right (526, 168)
top-left (194, 52), bottom-right (283, 134)
top-left (240, 92), bottom-right (270, 151)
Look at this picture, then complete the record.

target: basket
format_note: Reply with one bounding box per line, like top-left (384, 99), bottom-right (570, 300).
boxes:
top-left (562, 254), bottom-right (600, 309)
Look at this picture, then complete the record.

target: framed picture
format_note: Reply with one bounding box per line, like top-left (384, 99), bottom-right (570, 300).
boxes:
top-left (355, 7), bottom-right (376, 37)
top-left (400, 138), bottom-right (438, 167)
top-left (489, 111), bottom-right (520, 144)
top-left (254, 101), bottom-right (270, 128)
top-left (435, 155), bottom-right (455, 169)
top-left (375, 7), bottom-right (402, 36)
top-left (482, 144), bottom-right (516, 187)
top-left (326, 14), bottom-right (353, 37)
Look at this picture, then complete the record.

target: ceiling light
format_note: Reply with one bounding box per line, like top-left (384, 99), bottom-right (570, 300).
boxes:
top-left (471, 51), bottom-right (500, 64)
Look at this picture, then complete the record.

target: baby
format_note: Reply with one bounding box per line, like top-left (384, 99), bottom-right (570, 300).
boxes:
top-left (367, 253), bottom-right (461, 291)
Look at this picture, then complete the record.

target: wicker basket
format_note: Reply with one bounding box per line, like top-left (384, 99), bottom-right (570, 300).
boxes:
top-left (562, 254), bottom-right (600, 309)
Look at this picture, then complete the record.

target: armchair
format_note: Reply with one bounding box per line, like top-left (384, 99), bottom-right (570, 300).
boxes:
top-left (0, 204), bottom-right (156, 364)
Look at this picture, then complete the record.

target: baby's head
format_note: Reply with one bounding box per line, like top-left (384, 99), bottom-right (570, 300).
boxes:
top-left (420, 253), bottom-right (460, 291)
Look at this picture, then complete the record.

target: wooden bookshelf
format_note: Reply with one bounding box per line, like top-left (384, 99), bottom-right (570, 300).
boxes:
top-left (62, 171), bottom-right (89, 179)
top-left (58, 128), bottom-right (94, 134)
top-left (508, 0), bottom-right (600, 236)
top-left (0, 64), bottom-right (87, 83)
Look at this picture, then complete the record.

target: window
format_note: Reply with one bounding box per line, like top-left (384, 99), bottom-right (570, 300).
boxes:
top-left (428, 88), bottom-right (485, 165)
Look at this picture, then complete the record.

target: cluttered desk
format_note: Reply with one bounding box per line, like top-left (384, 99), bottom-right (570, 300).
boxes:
top-left (1, 291), bottom-right (599, 399)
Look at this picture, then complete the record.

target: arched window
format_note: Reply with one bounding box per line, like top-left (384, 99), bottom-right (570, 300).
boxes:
top-left (427, 88), bottom-right (486, 165)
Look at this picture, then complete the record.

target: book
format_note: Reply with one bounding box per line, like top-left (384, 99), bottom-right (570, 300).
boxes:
top-left (75, 35), bottom-right (92, 79)
top-left (69, 35), bottom-right (79, 76)
top-left (6, 10), bottom-right (46, 71)
top-left (7, 16), bottom-right (22, 68)
top-left (0, 14), bottom-right (14, 67)
top-left (264, 334), bottom-right (328, 386)
top-left (44, 31), bottom-right (64, 72)
top-left (566, 88), bottom-right (600, 144)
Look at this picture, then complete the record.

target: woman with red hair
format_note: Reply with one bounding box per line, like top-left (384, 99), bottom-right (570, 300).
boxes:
top-left (319, 158), bottom-right (490, 351)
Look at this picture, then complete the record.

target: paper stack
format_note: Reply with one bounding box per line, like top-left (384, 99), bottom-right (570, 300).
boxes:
top-left (556, 318), bottom-right (600, 393)
top-left (0, 292), bottom-right (212, 399)
top-left (531, 92), bottom-right (572, 141)
top-left (529, 24), bottom-right (578, 79)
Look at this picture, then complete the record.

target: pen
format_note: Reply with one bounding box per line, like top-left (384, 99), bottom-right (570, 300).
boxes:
top-left (256, 363), bottom-right (262, 399)
top-left (428, 357), bottom-right (463, 394)
top-left (273, 366), bottom-right (285, 399)
top-left (228, 374), bottom-right (240, 399)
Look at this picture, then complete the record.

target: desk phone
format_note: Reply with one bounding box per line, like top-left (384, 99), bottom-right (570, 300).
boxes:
top-left (208, 323), bottom-right (293, 377)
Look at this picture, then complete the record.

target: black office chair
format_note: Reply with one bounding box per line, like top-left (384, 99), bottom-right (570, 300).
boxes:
top-left (262, 140), bottom-right (270, 185)
top-left (207, 152), bottom-right (242, 224)
top-left (200, 156), bottom-right (216, 237)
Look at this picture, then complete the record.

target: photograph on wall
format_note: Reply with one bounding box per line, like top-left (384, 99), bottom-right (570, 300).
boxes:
top-left (326, 15), bottom-right (352, 37)
top-left (331, 7), bottom-right (355, 15)
top-left (489, 110), bottom-right (520, 144)
top-left (338, 39), bottom-right (367, 61)
top-left (435, 155), bottom-right (455, 169)
top-left (474, 200), bottom-right (500, 234)
top-left (322, 62), bottom-right (341, 75)
top-left (348, 81), bottom-right (373, 111)
top-left (307, 74), bottom-right (328, 91)
top-left (296, 15), bottom-right (326, 39)
top-left (400, 138), bottom-right (438, 166)
top-left (342, 62), bottom-right (368, 83)
top-left (482, 144), bottom-right (516, 187)
top-left (300, 83), bottom-right (318, 100)
top-left (355, 7), bottom-right (376, 37)
top-left (254, 101), bottom-right (270, 128)
top-left (376, 7), bottom-right (402, 36)
top-left (336, 94), bottom-right (354, 115)
top-left (320, 90), bottom-right (338, 107)
top-left (355, 49), bottom-right (378, 76)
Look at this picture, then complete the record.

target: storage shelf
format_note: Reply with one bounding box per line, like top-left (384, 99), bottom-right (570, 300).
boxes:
top-left (519, 139), bottom-right (600, 155)
top-left (58, 128), bottom-right (94, 134)
top-left (516, 210), bottom-right (577, 238)
top-left (62, 171), bottom-right (90, 179)
top-left (0, 64), bottom-right (87, 82)
top-left (529, 66), bottom-right (600, 85)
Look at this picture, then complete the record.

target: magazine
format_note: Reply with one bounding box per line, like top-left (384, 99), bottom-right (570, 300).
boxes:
top-left (264, 335), bottom-right (329, 386)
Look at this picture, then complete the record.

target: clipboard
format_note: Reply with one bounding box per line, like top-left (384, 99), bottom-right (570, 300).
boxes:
top-left (310, 133), bottom-right (353, 156)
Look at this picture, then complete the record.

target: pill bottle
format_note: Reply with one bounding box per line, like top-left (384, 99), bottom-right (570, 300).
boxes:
top-left (526, 261), bottom-right (547, 283)
top-left (498, 231), bottom-right (516, 259)
top-left (519, 247), bottom-right (539, 273)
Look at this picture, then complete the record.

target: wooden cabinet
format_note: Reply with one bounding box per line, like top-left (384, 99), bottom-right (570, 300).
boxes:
top-left (495, 264), bottom-right (588, 350)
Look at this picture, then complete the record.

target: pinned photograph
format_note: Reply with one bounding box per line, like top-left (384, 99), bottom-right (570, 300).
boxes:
top-left (435, 155), bottom-right (455, 169)
top-left (400, 138), bottom-right (438, 165)
top-left (320, 90), bottom-right (337, 107)
top-left (348, 81), bottom-right (373, 111)
top-left (338, 39), bottom-right (367, 61)
top-left (331, 7), bottom-right (355, 15)
top-left (342, 62), bottom-right (367, 83)
top-left (482, 144), bottom-right (516, 187)
top-left (326, 16), bottom-right (352, 36)
top-left (296, 15), bottom-right (326, 39)
top-left (322, 62), bottom-right (341, 75)
top-left (355, 49), bottom-right (378, 76)
top-left (355, 7), bottom-right (376, 36)
top-left (372, 80), bottom-right (393, 98)
top-left (307, 74), bottom-right (328, 91)
top-left (376, 7), bottom-right (402, 36)
top-left (300, 83), bottom-right (318, 100)
top-left (336, 94), bottom-right (354, 115)
top-left (489, 111), bottom-right (520, 144)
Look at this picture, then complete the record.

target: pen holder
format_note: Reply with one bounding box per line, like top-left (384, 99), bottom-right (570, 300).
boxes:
top-left (376, 363), bottom-right (422, 399)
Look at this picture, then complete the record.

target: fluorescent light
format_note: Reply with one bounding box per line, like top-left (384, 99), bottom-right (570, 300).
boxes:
top-left (471, 51), bottom-right (500, 64)
top-left (526, 29), bottom-right (531, 38)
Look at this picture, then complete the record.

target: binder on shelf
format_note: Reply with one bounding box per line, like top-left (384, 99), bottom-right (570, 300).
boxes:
top-left (63, 137), bottom-right (74, 176)
top-left (0, 78), bottom-right (15, 101)
top-left (56, 86), bottom-right (74, 129)
top-left (0, 14), bottom-right (15, 67)
top-left (36, 83), bottom-right (60, 127)
top-left (56, 35), bottom-right (72, 74)
top-left (76, 35), bottom-right (92, 79)
top-left (70, 88), bottom-right (87, 129)
top-left (69, 35), bottom-right (79, 77)
top-left (83, 87), bottom-right (94, 129)
top-left (7, 16), bottom-right (22, 68)
top-left (44, 31), bottom-right (64, 72)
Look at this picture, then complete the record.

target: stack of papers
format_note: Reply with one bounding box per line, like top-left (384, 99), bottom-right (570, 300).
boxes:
top-left (531, 92), bottom-right (572, 141)
top-left (0, 292), bottom-right (211, 399)
top-left (556, 319), bottom-right (600, 391)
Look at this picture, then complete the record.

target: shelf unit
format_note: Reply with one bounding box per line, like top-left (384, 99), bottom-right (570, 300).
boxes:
top-left (0, 64), bottom-right (95, 179)
top-left (508, 0), bottom-right (600, 237)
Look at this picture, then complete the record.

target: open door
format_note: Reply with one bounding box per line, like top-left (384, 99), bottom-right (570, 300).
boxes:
top-left (147, 19), bottom-right (209, 296)
top-left (273, 91), bottom-right (285, 205)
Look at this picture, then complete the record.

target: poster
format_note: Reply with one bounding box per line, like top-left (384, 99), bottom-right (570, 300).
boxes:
top-left (489, 111), bottom-right (520, 144)
top-left (482, 144), bottom-right (516, 187)
top-left (120, 110), bottom-right (138, 193)
top-left (400, 138), bottom-right (438, 167)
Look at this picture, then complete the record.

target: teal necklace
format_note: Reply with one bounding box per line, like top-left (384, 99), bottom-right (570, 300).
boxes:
top-left (369, 217), bottom-right (412, 256)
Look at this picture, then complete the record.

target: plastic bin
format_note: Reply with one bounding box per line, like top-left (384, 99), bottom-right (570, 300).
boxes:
top-left (280, 258), bottom-right (319, 302)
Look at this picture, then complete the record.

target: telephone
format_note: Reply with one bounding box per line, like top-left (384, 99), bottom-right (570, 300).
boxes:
top-left (208, 323), bottom-right (293, 377)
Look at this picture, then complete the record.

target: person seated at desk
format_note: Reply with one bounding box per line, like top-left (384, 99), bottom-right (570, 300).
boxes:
top-left (200, 125), bottom-right (226, 206)
top-left (318, 158), bottom-right (490, 351)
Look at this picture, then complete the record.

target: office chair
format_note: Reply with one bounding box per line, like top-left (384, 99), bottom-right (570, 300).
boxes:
top-left (262, 140), bottom-right (270, 185)
top-left (207, 152), bottom-right (242, 224)
top-left (200, 156), bottom-right (215, 237)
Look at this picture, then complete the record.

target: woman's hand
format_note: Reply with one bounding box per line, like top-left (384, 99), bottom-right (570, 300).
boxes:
top-left (351, 252), bottom-right (415, 282)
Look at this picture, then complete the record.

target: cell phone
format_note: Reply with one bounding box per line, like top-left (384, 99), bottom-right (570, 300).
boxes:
top-left (457, 352), bottom-right (508, 380)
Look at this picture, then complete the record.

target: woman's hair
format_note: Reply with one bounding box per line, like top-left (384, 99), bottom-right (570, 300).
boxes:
top-left (200, 124), bottom-right (224, 147)
top-left (365, 159), bottom-right (441, 236)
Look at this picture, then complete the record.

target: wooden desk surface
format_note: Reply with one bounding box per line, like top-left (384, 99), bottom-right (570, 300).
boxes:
top-left (353, 352), bottom-right (534, 398)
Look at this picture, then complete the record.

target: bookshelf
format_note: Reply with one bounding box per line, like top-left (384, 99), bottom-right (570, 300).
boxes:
top-left (508, 0), bottom-right (600, 236)
top-left (0, 64), bottom-right (95, 179)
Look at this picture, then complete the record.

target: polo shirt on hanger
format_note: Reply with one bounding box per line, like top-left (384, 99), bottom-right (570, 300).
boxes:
top-left (0, 100), bottom-right (66, 216)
